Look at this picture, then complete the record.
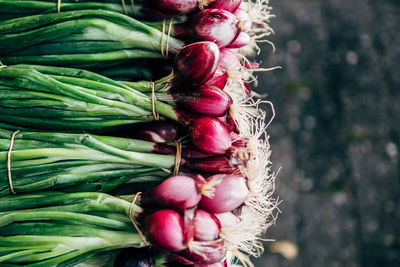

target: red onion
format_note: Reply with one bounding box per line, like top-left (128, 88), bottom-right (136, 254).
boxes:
top-left (187, 116), bottom-right (231, 154)
top-left (130, 121), bottom-right (178, 143)
top-left (151, 0), bottom-right (197, 15)
top-left (182, 155), bottom-right (243, 174)
top-left (223, 113), bottom-right (239, 133)
top-left (168, 255), bottom-right (195, 265)
top-left (204, 0), bottom-right (242, 13)
top-left (230, 132), bottom-right (247, 148)
top-left (174, 41), bottom-right (220, 85)
top-left (173, 85), bottom-right (232, 117)
top-left (194, 209), bottom-right (221, 241)
top-left (219, 48), bottom-right (241, 71)
top-left (141, 175), bottom-right (205, 211)
top-left (195, 262), bottom-right (227, 267)
top-left (152, 143), bottom-right (213, 159)
top-left (233, 8), bottom-right (251, 32)
top-left (192, 9), bottom-right (241, 48)
top-left (204, 66), bottom-right (228, 90)
top-left (146, 209), bottom-right (186, 251)
top-left (199, 174), bottom-right (249, 213)
top-left (214, 212), bottom-right (239, 228)
top-left (181, 240), bottom-right (226, 264)
top-left (227, 31), bottom-right (250, 48)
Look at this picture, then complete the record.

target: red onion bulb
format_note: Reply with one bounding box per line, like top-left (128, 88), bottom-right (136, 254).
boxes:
top-left (146, 209), bottom-right (186, 252)
top-left (199, 174), bottom-right (249, 213)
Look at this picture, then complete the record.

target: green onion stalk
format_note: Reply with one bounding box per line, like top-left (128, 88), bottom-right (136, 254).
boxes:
top-left (0, 0), bottom-right (159, 22)
top-left (0, 127), bottom-right (241, 196)
top-left (0, 9), bottom-right (184, 68)
top-left (0, 64), bottom-right (233, 155)
top-left (0, 191), bottom-right (167, 266)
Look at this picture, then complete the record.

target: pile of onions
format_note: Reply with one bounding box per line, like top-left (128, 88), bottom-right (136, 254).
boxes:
top-left (140, 173), bottom-right (250, 265)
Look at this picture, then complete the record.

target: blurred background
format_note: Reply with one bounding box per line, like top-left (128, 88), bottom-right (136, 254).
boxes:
top-left (253, 0), bottom-right (400, 266)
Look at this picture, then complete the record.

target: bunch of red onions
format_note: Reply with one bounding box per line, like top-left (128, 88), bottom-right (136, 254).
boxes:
top-left (0, 1), bottom-right (277, 266)
top-left (116, 2), bottom-right (278, 263)
top-left (138, 173), bottom-right (249, 265)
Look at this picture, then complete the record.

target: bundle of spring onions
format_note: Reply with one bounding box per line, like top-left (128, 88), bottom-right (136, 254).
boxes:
top-left (0, 173), bottom-right (253, 266)
top-left (0, 1), bottom-right (278, 266)
top-left (0, 9), bottom-right (185, 67)
top-left (0, 45), bottom-right (235, 155)
top-left (0, 0), bottom-right (159, 21)
top-left (0, 127), bottom-right (245, 195)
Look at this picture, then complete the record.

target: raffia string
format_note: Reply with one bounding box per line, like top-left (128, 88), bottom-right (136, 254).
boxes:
top-left (160, 19), bottom-right (166, 58)
top-left (129, 192), bottom-right (150, 246)
top-left (160, 18), bottom-right (174, 58)
top-left (150, 82), bottom-right (159, 120)
top-left (121, 0), bottom-right (128, 15)
top-left (7, 130), bottom-right (20, 195)
top-left (57, 0), bottom-right (61, 13)
top-left (173, 141), bottom-right (182, 176)
top-left (166, 18), bottom-right (174, 57)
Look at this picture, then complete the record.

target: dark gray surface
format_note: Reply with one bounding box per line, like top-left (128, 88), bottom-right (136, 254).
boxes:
top-left (254, 0), bottom-right (400, 266)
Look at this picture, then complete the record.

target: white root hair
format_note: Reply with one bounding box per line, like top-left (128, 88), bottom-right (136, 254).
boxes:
top-left (219, 96), bottom-right (280, 266)
top-left (239, 0), bottom-right (275, 57)
top-left (213, 1), bottom-right (280, 266)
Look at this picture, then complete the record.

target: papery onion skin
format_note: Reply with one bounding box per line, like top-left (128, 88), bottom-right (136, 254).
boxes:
top-left (194, 209), bottom-right (221, 241)
top-left (180, 240), bottom-right (226, 264)
top-left (227, 31), bottom-right (250, 48)
top-left (234, 8), bottom-right (252, 32)
top-left (204, 66), bottom-right (228, 90)
top-left (219, 47), bottom-right (241, 71)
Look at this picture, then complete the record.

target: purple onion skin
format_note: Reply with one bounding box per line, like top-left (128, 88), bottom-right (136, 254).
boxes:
top-left (215, 212), bottom-right (239, 228)
top-left (146, 209), bottom-right (186, 252)
top-left (182, 155), bottom-right (242, 174)
top-left (173, 85), bottom-right (232, 117)
top-left (219, 47), bottom-right (241, 70)
top-left (204, 66), bottom-right (228, 90)
top-left (195, 262), bottom-right (227, 267)
top-left (142, 175), bottom-right (203, 212)
top-left (131, 121), bottom-right (178, 143)
top-left (152, 143), bottom-right (213, 159)
top-left (233, 8), bottom-right (251, 32)
top-left (151, 0), bottom-right (197, 15)
top-left (180, 240), bottom-right (226, 264)
top-left (192, 9), bottom-right (241, 48)
top-left (194, 209), bottom-right (221, 241)
top-left (174, 41), bottom-right (220, 85)
top-left (227, 31), bottom-right (250, 48)
top-left (205, 0), bottom-right (242, 13)
top-left (199, 174), bottom-right (249, 213)
top-left (187, 116), bottom-right (232, 154)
